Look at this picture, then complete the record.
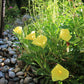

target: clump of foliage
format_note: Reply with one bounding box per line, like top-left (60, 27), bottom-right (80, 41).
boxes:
top-left (13, 0), bottom-right (84, 84)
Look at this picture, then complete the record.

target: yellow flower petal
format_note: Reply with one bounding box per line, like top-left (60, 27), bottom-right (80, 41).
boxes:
top-left (59, 29), bottom-right (72, 41)
top-left (25, 31), bottom-right (36, 40)
top-left (51, 64), bottom-right (69, 81)
top-left (13, 26), bottom-right (22, 34)
top-left (32, 35), bottom-right (47, 48)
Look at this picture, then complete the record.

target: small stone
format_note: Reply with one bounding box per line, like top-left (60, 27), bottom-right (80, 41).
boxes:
top-left (9, 51), bottom-right (16, 55)
top-left (0, 78), bottom-right (8, 84)
top-left (29, 82), bottom-right (35, 84)
top-left (18, 76), bottom-right (24, 79)
top-left (5, 73), bottom-right (9, 79)
top-left (16, 71), bottom-right (24, 76)
top-left (20, 79), bottom-right (24, 84)
top-left (1, 65), bottom-right (9, 72)
top-left (14, 67), bottom-right (20, 73)
top-left (9, 71), bottom-right (15, 78)
top-left (0, 56), bottom-right (2, 59)
top-left (24, 77), bottom-right (33, 84)
top-left (9, 68), bottom-right (14, 71)
top-left (8, 81), bottom-right (16, 84)
top-left (33, 78), bottom-right (38, 83)
top-left (0, 59), bottom-right (3, 63)
top-left (2, 48), bottom-right (7, 51)
top-left (3, 31), bottom-right (8, 36)
top-left (4, 59), bottom-right (10, 64)
top-left (0, 71), bottom-right (4, 78)
top-left (13, 55), bottom-right (17, 58)
top-left (8, 47), bottom-right (12, 51)
top-left (0, 41), bottom-right (4, 44)
top-left (11, 58), bottom-right (17, 64)
top-left (13, 77), bottom-right (20, 82)
top-left (0, 51), bottom-right (3, 56)
top-left (3, 39), bottom-right (7, 42)
top-left (0, 45), bottom-right (8, 48)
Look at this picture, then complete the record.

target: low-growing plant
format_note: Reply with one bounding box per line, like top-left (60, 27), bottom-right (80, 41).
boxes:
top-left (13, 0), bottom-right (84, 84)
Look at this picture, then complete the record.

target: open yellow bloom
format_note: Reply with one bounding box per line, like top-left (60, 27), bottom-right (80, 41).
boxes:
top-left (25, 31), bottom-right (36, 40)
top-left (59, 29), bottom-right (72, 41)
top-left (32, 35), bottom-right (47, 48)
top-left (13, 26), bottom-right (22, 34)
top-left (51, 64), bottom-right (69, 81)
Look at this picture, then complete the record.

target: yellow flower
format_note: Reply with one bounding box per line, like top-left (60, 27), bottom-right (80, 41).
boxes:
top-left (51, 64), bottom-right (69, 81)
top-left (32, 35), bottom-right (47, 48)
top-left (25, 31), bottom-right (36, 40)
top-left (13, 26), bottom-right (22, 34)
top-left (59, 29), bottom-right (72, 41)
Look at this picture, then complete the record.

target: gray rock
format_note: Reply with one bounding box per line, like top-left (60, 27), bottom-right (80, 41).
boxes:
top-left (8, 47), bottom-right (12, 51)
top-left (11, 58), bottom-right (17, 64)
top-left (3, 31), bottom-right (8, 36)
top-left (0, 41), bottom-right (4, 44)
top-left (7, 41), bottom-right (12, 46)
top-left (8, 81), bottom-right (16, 84)
top-left (9, 71), bottom-right (15, 78)
top-left (5, 73), bottom-right (9, 79)
top-left (9, 68), bottom-right (14, 71)
top-left (9, 51), bottom-right (16, 55)
top-left (24, 77), bottom-right (33, 84)
top-left (18, 76), bottom-right (24, 79)
top-left (33, 78), bottom-right (38, 83)
top-left (0, 45), bottom-right (8, 48)
top-left (16, 71), bottom-right (24, 76)
top-left (3, 39), bottom-right (8, 42)
top-left (14, 18), bottom-right (24, 26)
top-left (0, 56), bottom-right (2, 59)
top-left (0, 51), bottom-right (3, 56)
top-left (0, 71), bottom-right (4, 78)
top-left (13, 55), bottom-right (17, 58)
top-left (14, 67), bottom-right (20, 73)
top-left (1, 65), bottom-right (9, 72)
top-left (22, 14), bottom-right (31, 22)
top-left (0, 59), bottom-right (3, 63)
top-left (4, 58), bottom-right (10, 64)
top-left (2, 48), bottom-right (7, 51)
top-left (0, 78), bottom-right (8, 84)
top-left (13, 77), bottom-right (20, 82)
top-left (6, 30), bottom-right (10, 33)
top-left (20, 79), bottom-right (24, 84)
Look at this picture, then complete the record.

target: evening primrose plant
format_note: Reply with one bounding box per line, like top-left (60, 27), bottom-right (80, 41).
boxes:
top-left (13, 0), bottom-right (84, 84)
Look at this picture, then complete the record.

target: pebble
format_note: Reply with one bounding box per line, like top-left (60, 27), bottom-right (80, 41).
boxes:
top-left (0, 41), bottom-right (4, 45)
top-left (11, 58), bottom-right (17, 64)
top-left (13, 55), bottom-right (17, 58)
top-left (18, 76), bottom-right (24, 79)
top-left (8, 81), bottom-right (16, 84)
top-left (16, 71), bottom-right (24, 76)
top-left (0, 45), bottom-right (8, 49)
top-left (0, 56), bottom-right (2, 58)
top-left (24, 77), bottom-right (33, 84)
top-left (14, 67), bottom-right (20, 73)
top-left (0, 59), bottom-right (3, 63)
top-left (1, 65), bottom-right (9, 72)
top-left (0, 78), bottom-right (8, 84)
top-left (13, 77), bottom-right (20, 82)
top-left (29, 82), bottom-right (35, 84)
top-left (20, 79), bottom-right (24, 84)
top-left (0, 71), bottom-right (4, 78)
top-left (9, 71), bottom-right (15, 78)
top-left (4, 58), bottom-right (10, 65)
top-left (9, 51), bottom-right (16, 55)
